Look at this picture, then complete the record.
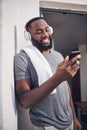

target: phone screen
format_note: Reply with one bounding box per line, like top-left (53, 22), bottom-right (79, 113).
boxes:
top-left (69, 51), bottom-right (80, 60)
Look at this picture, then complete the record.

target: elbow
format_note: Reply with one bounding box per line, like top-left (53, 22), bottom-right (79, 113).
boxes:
top-left (20, 102), bottom-right (29, 109)
top-left (17, 96), bottom-right (30, 109)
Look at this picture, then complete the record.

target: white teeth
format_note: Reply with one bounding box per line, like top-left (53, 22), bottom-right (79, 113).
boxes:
top-left (43, 39), bottom-right (49, 42)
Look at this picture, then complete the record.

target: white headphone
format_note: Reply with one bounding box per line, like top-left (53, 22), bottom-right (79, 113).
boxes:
top-left (24, 26), bottom-right (53, 41)
top-left (24, 28), bottom-right (31, 41)
top-left (49, 26), bottom-right (53, 35)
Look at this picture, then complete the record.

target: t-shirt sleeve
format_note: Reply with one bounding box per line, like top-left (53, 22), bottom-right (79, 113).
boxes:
top-left (14, 52), bottom-right (31, 80)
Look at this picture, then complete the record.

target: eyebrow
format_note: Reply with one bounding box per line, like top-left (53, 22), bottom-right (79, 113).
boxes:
top-left (36, 29), bottom-right (42, 31)
top-left (36, 26), bottom-right (49, 30)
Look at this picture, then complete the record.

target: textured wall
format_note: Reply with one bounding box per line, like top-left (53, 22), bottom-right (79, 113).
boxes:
top-left (40, 0), bottom-right (87, 5)
top-left (1, 0), bottom-right (39, 130)
top-left (0, 0), bottom-right (2, 129)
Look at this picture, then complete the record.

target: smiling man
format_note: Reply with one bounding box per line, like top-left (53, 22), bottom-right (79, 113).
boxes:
top-left (14, 17), bottom-right (82, 130)
top-left (25, 17), bottom-right (53, 52)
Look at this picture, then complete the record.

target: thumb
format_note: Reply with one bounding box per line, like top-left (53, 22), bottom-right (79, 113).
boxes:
top-left (64, 55), bottom-right (69, 63)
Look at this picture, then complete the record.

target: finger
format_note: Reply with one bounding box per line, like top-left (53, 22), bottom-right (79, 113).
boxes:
top-left (76, 60), bottom-right (80, 66)
top-left (72, 61), bottom-right (80, 68)
top-left (58, 56), bottom-right (69, 66)
top-left (63, 56), bottom-right (69, 64)
top-left (71, 64), bottom-right (80, 73)
top-left (70, 69), bottom-right (78, 77)
top-left (65, 55), bottom-right (69, 61)
top-left (67, 60), bottom-right (80, 72)
top-left (69, 64), bottom-right (80, 77)
top-left (69, 54), bottom-right (81, 66)
top-left (75, 54), bottom-right (81, 60)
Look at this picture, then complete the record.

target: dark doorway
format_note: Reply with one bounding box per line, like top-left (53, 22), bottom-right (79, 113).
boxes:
top-left (40, 8), bottom-right (87, 102)
top-left (40, 8), bottom-right (87, 57)
top-left (40, 7), bottom-right (87, 129)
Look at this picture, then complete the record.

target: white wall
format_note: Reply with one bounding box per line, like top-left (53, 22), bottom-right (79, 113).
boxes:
top-left (16, 0), bottom-right (39, 52)
top-left (40, 0), bottom-right (87, 5)
top-left (1, 0), bottom-right (39, 130)
top-left (2, 1), bottom-right (18, 130)
top-left (0, 0), bottom-right (2, 129)
top-left (79, 44), bottom-right (87, 101)
top-left (40, 0), bottom-right (87, 12)
top-left (15, 1), bottom-right (40, 130)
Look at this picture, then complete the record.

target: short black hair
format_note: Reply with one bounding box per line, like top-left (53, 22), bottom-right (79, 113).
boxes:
top-left (25, 17), bottom-right (45, 31)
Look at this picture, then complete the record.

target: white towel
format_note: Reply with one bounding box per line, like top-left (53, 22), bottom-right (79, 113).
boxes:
top-left (23, 44), bottom-right (56, 94)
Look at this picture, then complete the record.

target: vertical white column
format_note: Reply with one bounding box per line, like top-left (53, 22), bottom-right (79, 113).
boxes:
top-left (1, 0), bottom-right (18, 130)
top-left (79, 44), bottom-right (87, 101)
top-left (16, 0), bottom-right (40, 130)
top-left (0, 0), bottom-right (2, 129)
top-left (1, 0), bottom-right (40, 129)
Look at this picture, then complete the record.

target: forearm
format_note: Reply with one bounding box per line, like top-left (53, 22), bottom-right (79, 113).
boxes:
top-left (18, 72), bottom-right (63, 108)
top-left (70, 95), bottom-right (77, 120)
top-left (67, 83), bottom-right (77, 119)
top-left (69, 88), bottom-right (82, 130)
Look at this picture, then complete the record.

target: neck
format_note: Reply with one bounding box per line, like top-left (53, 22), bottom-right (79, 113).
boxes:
top-left (42, 49), bottom-right (51, 55)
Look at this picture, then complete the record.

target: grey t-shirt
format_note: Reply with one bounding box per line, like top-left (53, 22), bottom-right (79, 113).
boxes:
top-left (14, 49), bottom-right (73, 130)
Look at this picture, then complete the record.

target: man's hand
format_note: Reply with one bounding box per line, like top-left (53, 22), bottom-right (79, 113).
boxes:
top-left (55, 54), bottom-right (81, 81)
top-left (74, 117), bottom-right (82, 130)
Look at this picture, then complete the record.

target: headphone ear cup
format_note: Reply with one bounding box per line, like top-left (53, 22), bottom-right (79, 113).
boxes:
top-left (49, 26), bottom-right (53, 34)
top-left (24, 29), bottom-right (31, 41)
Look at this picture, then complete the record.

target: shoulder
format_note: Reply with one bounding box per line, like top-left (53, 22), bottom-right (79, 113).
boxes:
top-left (14, 50), bottom-right (28, 59)
top-left (14, 50), bottom-right (30, 64)
top-left (14, 51), bottom-right (32, 81)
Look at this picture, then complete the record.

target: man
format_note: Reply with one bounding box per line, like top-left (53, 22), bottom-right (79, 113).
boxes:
top-left (14, 17), bottom-right (82, 130)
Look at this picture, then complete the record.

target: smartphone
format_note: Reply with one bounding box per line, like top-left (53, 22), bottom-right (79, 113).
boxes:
top-left (69, 50), bottom-right (80, 60)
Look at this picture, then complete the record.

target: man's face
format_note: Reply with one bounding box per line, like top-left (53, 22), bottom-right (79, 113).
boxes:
top-left (28, 19), bottom-right (53, 51)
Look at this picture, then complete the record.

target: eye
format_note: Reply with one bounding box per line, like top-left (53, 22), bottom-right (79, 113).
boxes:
top-left (46, 28), bottom-right (50, 32)
top-left (36, 30), bottom-right (42, 34)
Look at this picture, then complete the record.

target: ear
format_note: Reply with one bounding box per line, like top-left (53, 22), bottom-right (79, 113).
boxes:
top-left (49, 26), bottom-right (53, 34)
top-left (24, 28), bottom-right (31, 41)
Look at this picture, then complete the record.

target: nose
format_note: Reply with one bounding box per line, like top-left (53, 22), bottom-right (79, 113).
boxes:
top-left (42, 30), bottom-right (49, 38)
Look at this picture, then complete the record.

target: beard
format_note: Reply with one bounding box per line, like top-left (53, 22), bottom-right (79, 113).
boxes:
top-left (31, 36), bottom-right (53, 52)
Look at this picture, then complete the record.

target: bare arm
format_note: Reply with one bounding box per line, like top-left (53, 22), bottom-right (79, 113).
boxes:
top-left (15, 68), bottom-right (64, 108)
top-left (15, 55), bottom-right (81, 109)
top-left (67, 82), bottom-right (82, 130)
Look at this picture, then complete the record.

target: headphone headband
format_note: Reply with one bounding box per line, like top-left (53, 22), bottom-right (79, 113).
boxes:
top-left (25, 17), bottom-right (44, 31)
